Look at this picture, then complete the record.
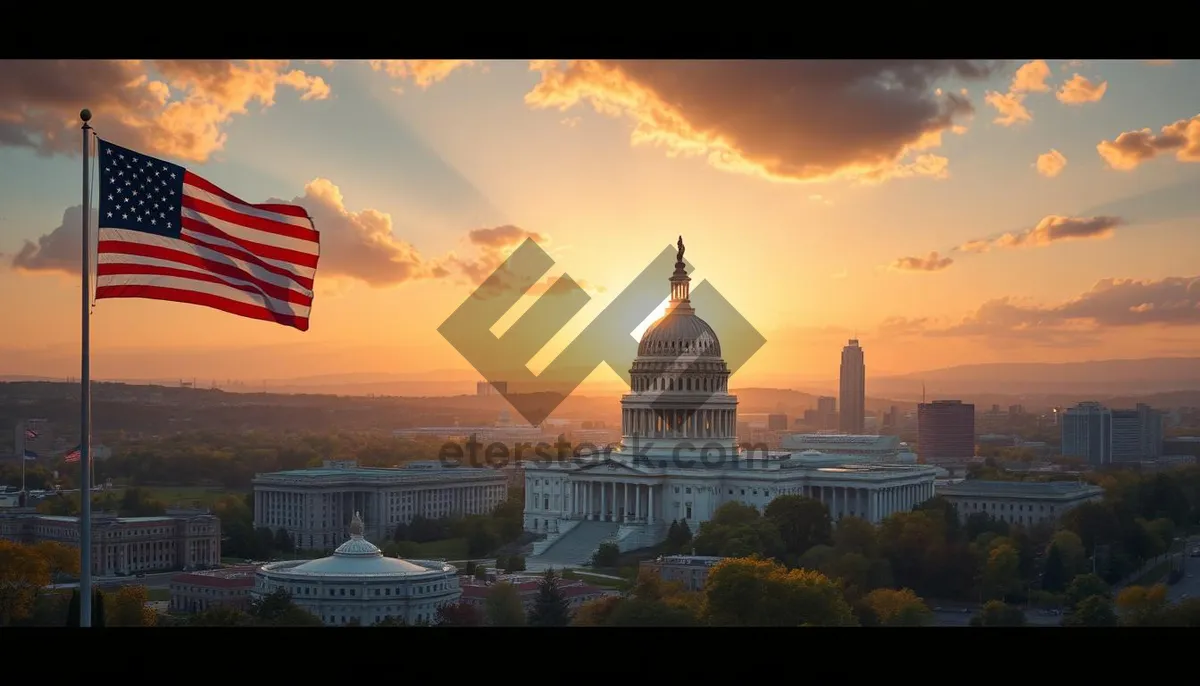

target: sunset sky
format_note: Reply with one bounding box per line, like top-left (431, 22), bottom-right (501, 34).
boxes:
top-left (1, 59), bottom-right (1199, 388)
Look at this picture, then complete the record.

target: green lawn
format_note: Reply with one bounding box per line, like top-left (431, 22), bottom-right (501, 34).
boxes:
top-left (413, 538), bottom-right (469, 560)
top-left (147, 588), bottom-right (170, 602)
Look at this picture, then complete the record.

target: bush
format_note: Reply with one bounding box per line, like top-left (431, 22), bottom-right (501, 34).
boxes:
top-left (592, 542), bottom-right (620, 568)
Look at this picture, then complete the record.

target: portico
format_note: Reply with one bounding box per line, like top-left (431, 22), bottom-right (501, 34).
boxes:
top-left (568, 479), bottom-right (662, 524)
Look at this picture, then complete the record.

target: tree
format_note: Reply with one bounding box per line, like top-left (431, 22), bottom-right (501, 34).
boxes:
top-left (982, 544), bottom-right (1021, 601)
top-left (969, 600), bottom-right (1025, 627)
top-left (527, 569), bottom-right (572, 627)
top-left (474, 565), bottom-right (488, 581)
top-left (1115, 584), bottom-right (1169, 626)
top-left (1041, 545), bottom-right (1067, 592)
top-left (692, 502), bottom-right (784, 559)
top-left (832, 516), bottom-right (878, 557)
top-left (764, 495), bottom-right (832, 560)
top-left (189, 606), bottom-right (256, 626)
top-left (592, 542), bottom-right (620, 568)
top-left (860, 588), bottom-right (933, 626)
top-left (92, 590), bottom-right (106, 627)
top-left (1062, 595), bottom-right (1118, 627)
top-left (483, 582), bottom-right (526, 626)
top-left (33, 541), bottom-right (80, 580)
top-left (704, 557), bottom-right (856, 626)
top-left (373, 616), bottom-right (409, 627)
top-left (435, 602), bottom-right (482, 626)
top-left (1064, 573), bottom-right (1111, 612)
top-left (249, 588), bottom-right (322, 626)
top-left (464, 561), bottom-right (477, 576)
top-left (664, 520), bottom-right (693, 554)
top-left (572, 596), bottom-right (623, 626)
top-left (608, 598), bottom-right (700, 626)
top-left (65, 590), bottom-right (80, 627)
top-left (273, 528), bottom-right (295, 554)
top-left (111, 585), bottom-right (157, 627)
top-left (1048, 530), bottom-right (1087, 578)
top-left (0, 540), bottom-right (51, 626)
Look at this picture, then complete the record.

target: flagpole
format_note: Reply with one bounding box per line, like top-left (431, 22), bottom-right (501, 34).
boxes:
top-left (79, 108), bottom-right (93, 628)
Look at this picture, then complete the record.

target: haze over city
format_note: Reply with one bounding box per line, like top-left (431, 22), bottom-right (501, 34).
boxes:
top-left (3, 59), bottom-right (1200, 394)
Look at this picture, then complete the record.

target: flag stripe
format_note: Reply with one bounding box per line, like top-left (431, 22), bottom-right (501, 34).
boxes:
top-left (183, 172), bottom-right (309, 220)
top-left (95, 283), bottom-right (311, 330)
top-left (181, 214), bottom-right (320, 269)
top-left (98, 250), bottom-right (311, 304)
top-left (180, 206), bottom-right (318, 255)
top-left (97, 272), bottom-right (311, 319)
top-left (95, 140), bottom-right (319, 332)
top-left (97, 262), bottom-right (314, 307)
top-left (99, 231), bottom-right (315, 293)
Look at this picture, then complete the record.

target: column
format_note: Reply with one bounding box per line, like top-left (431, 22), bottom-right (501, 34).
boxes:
top-left (648, 486), bottom-right (655, 525)
top-left (624, 483), bottom-right (631, 522)
top-left (635, 484), bottom-right (642, 522)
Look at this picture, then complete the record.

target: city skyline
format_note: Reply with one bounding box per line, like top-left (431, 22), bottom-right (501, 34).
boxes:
top-left (2, 60), bottom-right (1200, 386)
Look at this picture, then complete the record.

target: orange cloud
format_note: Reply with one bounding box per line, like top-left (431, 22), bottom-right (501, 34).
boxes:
top-left (1097, 114), bottom-right (1200, 170)
top-left (958, 215), bottom-right (1123, 253)
top-left (0, 60), bottom-right (329, 163)
top-left (1035, 149), bottom-right (1067, 177)
top-left (523, 60), bottom-right (995, 184)
top-left (928, 275), bottom-right (1200, 340)
top-left (1011, 60), bottom-right (1052, 93)
top-left (984, 60), bottom-right (1052, 126)
top-left (368, 60), bottom-right (475, 91)
top-left (1056, 74), bottom-right (1107, 105)
top-left (890, 251), bottom-right (954, 272)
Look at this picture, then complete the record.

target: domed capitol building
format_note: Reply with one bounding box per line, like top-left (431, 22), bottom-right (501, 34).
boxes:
top-left (253, 512), bottom-right (461, 625)
top-left (523, 238), bottom-right (939, 566)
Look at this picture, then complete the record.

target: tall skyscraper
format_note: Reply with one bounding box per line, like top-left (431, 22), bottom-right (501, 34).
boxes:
top-left (838, 339), bottom-right (865, 434)
top-left (816, 396), bottom-right (837, 430)
top-left (1063, 401), bottom-right (1164, 466)
top-left (917, 400), bottom-right (976, 464)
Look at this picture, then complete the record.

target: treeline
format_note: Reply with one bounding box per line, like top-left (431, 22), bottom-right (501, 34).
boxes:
top-left (0, 431), bottom-right (458, 492)
top-left (658, 465), bottom-right (1200, 612)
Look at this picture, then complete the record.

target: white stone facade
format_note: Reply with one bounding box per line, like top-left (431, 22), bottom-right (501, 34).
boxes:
top-left (523, 239), bottom-right (938, 558)
top-left (252, 460), bottom-right (508, 551)
top-left (254, 513), bottom-right (462, 626)
top-left (936, 480), bottom-right (1104, 527)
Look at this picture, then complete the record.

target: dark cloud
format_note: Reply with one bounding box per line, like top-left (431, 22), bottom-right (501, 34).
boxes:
top-left (11, 206), bottom-right (93, 274)
top-left (958, 215), bottom-right (1123, 253)
top-left (890, 252), bottom-right (954, 272)
top-left (0, 59), bottom-right (328, 162)
top-left (925, 276), bottom-right (1200, 342)
top-left (525, 60), bottom-right (998, 184)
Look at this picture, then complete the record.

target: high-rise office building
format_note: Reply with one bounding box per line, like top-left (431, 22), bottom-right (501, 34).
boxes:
top-left (917, 400), bottom-right (976, 464)
top-left (1062, 402), bottom-right (1112, 467)
top-left (1062, 401), bottom-right (1164, 466)
top-left (816, 396), bottom-right (837, 430)
top-left (838, 340), bottom-right (865, 434)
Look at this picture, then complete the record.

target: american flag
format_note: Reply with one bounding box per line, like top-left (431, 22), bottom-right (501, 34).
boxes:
top-left (22, 449), bottom-right (39, 461)
top-left (24, 428), bottom-right (38, 440)
top-left (63, 446), bottom-right (81, 464)
top-left (96, 139), bottom-right (321, 331)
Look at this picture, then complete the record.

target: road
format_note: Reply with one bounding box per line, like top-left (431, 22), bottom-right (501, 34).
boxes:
top-left (1167, 538), bottom-right (1200, 603)
top-left (94, 571), bottom-right (177, 589)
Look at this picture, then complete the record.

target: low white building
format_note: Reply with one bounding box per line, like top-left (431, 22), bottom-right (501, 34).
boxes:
top-left (522, 240), bottom-right (938, 566)
top-left (935, 480), bottom-right (1104, 527)
top-left (252, 459), bottom-right (508, 551)
top-left (254, 512), bottom-right (461, 626)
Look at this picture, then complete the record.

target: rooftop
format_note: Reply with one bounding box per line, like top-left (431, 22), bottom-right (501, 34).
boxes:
top-left (937, 480), bottom-right (1104, 498)
top-left (172, 566), bottom-right (258, 588)
top-left (260, 512), bottom-right (455, 579)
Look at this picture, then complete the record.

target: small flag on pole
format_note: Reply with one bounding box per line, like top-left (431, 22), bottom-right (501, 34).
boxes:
top-left (95, 139), bottom-right (321, 331)
top-left (63, 446), bottom-right (81, 463)
top-left (24, 428), bottom-right (39, 440)
top-left (23, 449), bottom-right (39, 461)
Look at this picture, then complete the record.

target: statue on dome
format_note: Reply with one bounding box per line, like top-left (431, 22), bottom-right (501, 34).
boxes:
top-left (676, 236), bottom-right (685, 263)
top-left (350, 511), bottom-right (364, 536)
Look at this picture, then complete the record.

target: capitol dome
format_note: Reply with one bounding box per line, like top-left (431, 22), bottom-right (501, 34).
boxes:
top-left (253, 512), bottom-right (462, 626)
top-left (636, 236), bottom-right (722, 359)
